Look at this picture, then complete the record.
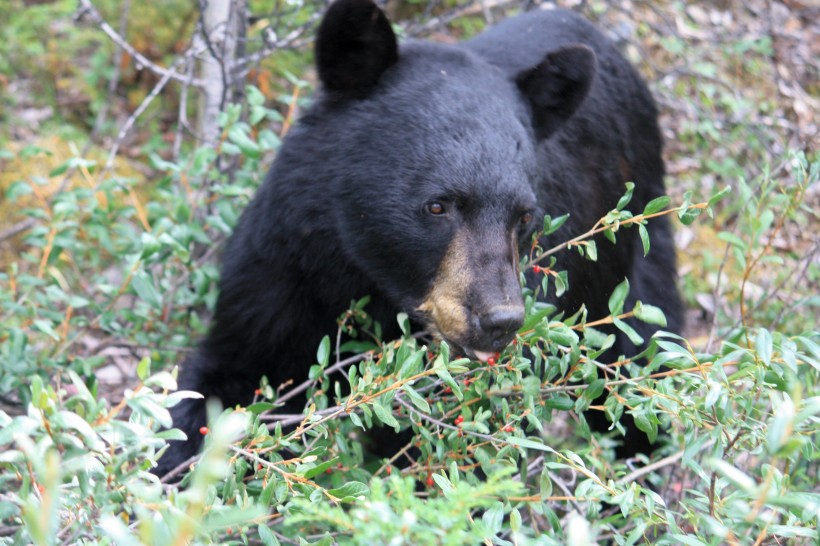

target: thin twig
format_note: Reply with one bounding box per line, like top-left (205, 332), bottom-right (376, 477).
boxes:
top-left (705, 243), bottom-right (732, 353)
top-left (616, 440), bottom-right (715, 485)
top-left (0, 218), bottom-right (35, 243)
top-left (75, 0), bottom-right (205, 87)
top-left (173, 53), bottom-right (198, 159)
top-left (104, 45), bottom-right (205, 172)
top-left (91, 0), bottom-right (131, 139)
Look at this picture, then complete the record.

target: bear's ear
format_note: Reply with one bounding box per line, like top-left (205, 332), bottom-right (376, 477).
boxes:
top-left (315, 0), bottom-right (399, 97)
top-left (516, 45), bottom-right (597, 139)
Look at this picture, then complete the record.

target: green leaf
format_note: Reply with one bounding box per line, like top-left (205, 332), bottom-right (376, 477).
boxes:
top-left (227, 126), bottom-right (261, 159)
top-left (246, 85), bottom-right (266, 106)
top-left (582, 379), bottom-right (606, 402)
top-left (544, 396), bottom-right (574, 411)
top-left (130, 270), bottom-right (162, 308)
top-left (0, 501), bottom-right (17, 521)
top-left (613, 317), bottom-right (644, 346)
top-left (33, 319), bottom-right (60, 341)
top-left (431, 473), bottom-right (455, 494)
top-left (54, 410), bottom-right (105, 451)
top-left (632, 408), bottom-right (658, 443)
top-left (396, 312), bottom-right (410, 336)
top-left (258, 129), bottom-right (282, 151)
top-left (539, 468), bottom-right (553, 498)
top-left (136, 357), bottom-right (151, 381)
top-left (608, 279), bottom-right (630, 315)
top-left (633, 301), bottom-right (667, 327)
top-left (638, 223), bottom-right (650, 256)
top-left (327, 481), bottom-right (369, 501)
top-left (99, 515), bottom-right (141, 546)
top-left (303, 457), bottom-right (340, 479)
top-left (554, 270), bottom-right (568, 297)
top-left (447, 357), bottom-right (471, 374)
top-left (506, 436), bottom-right (556, 453)
top-left (546, 322), bottom-right (579, 347)
top-left (766, 396), bottom-right (795, 454)
top-left (717, 231), bottom-right (748, 251)
top-left (401, 385), bottom-right (430, 413)
top-left (246, 402), bottom-right (275, 414)
top-left (643, 195), bottom-right (670, 215)
top-left (678, 204), bottom-right (702, 225)
top-left (433, 354), bottom-right (463, 401)
top-left (667, 535), bottom-right (710, 546)
top-left (708, 458), bottom-right (756, 491)
top-left (510, 507), bottom-right (522, 533)
top-left (397, 348), bottom-right (425, 379)
top-left (616, 182), bottom-right (635, 210)
top-left (584, 239), bottom-right (598, 261)
top-left (482, 501), bottom-right (504, 534)
top-left (372, 402), bottom-right (399, 429)
top-left (156, 428), bottom-right (187, 441)
top-left (29, 375), bottom-right (44, 408)
top-left (755, 328), bottom-right (773, 366)
top-left (543, 213), bottom-right (570, 236)
top-left (316, 335), bottom-right (331, 367)
top-left (349, 411), bottom-right (363, 429)
top-left (708, 185), bottom-right (732, 207)
top-left (257, 524), bottom-right (281, 546)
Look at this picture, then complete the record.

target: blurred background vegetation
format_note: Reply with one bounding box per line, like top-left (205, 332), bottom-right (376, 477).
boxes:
top-left (0, 0), bottom-right (817, 544)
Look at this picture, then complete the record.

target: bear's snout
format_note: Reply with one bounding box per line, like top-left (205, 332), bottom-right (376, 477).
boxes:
top-left (417, 224), bottom-right (524, 357)
top-left (478, 305), bottom-right (524, 348)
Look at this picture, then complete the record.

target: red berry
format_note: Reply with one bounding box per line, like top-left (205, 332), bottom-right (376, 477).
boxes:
top-left (533, 265), bottom-right (542, 274)
top-left (454, 415), bottom-right (464, 425)
top-left (326, 468), bottom-right (332, 474)
top-left (426, 475), bottom-right (434, 487)
top-left (443, 386), bottom-right (452, 394)
top-left (386, 466), bottom-right (392, 475)
top-left (487, 356), bottom-right (496, 366)
top-left (503, 425), bottom-right (514, 433)
top-left (254, 388), bottom-right (262, 395)
top-left (199, 426), bottom-right (209, 435)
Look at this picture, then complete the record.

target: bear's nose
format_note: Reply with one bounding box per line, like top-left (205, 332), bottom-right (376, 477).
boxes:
top-left (479, 306), bottom-right (525, 346)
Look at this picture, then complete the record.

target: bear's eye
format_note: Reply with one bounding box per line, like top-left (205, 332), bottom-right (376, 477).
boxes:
top-left (519, 212), bottom-right (533, 226)
top-left (426, 201), bottom-right (446, 215)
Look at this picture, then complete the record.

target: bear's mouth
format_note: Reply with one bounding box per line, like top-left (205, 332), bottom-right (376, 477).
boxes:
top-left (413, 303), bottom-right (517, 363)
top-left (415, 316), bottom-right (503, 363)
top-left (466, 349), bottom-right (495, 363)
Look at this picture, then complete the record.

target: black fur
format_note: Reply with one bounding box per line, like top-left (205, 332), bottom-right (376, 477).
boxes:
top-left (154, 1), bottom-right (682, 476)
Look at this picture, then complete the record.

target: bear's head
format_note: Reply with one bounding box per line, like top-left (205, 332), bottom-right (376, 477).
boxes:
top-left (307, 0), bottom-right (596, 361)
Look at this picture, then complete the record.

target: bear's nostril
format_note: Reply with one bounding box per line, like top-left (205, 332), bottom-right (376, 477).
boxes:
top-left (479, 307), bottom-right (525, 344)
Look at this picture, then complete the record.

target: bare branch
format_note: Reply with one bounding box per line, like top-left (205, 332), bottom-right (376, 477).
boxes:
top-left (91, 0), bottom-right (131, 139)
top-left (0, 218), bottom-right (36, 243)
top-left (104, 45), bottom-right (205, 171)
top-left (75, 0), bottom-right (205, 87)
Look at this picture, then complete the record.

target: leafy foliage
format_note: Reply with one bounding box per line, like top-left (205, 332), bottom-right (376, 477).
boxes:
top-left (1, 1), bottom-right (818, 544)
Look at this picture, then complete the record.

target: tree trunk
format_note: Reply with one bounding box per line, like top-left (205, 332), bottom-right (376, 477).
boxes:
top-left (198, 0), bottom-right (247, 147)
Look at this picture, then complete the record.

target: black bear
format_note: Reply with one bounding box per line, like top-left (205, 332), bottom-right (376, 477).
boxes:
top-left (154, 0), bottom-right (682, 476)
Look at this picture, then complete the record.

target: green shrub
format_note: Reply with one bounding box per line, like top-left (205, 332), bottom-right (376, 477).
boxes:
top-left (0, 1), bottom-right (817, 543)
top-left (1, 109), bottom-right (817, 542)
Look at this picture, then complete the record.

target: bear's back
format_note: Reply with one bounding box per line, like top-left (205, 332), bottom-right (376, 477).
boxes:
top-left (463, 9), bottom-right (617, 76)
